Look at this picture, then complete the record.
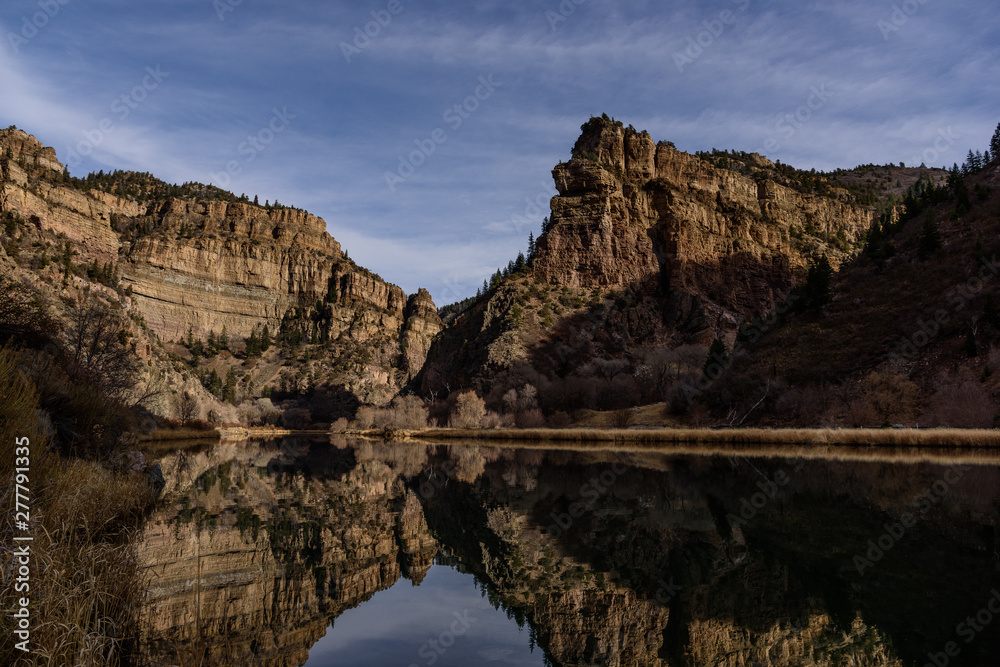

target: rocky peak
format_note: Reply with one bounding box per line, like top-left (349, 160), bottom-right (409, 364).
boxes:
top-left (534, 116), bottom-right (874, 333)
top-left (0, 128), bottom-right (63, 176)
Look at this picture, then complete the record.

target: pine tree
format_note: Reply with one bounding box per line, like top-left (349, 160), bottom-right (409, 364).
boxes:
top-left (261, 324), bottom-right (271, 352)
top-left (991, 122), bottom-right (1000, 162)
top-left (527, 232), bottom-right (535, 263)
top-left (803, 255), bottom-right (833, 310)
top-left (220, 324), bottom-right (229, 350)
top-left (207, 369), bottom-right (223, 396)
top-left (918, 213), bottom-right (941, 260)
top-left (515, 251), bottom-right (526, 272)
top-left (223, 367), bottom-right (237, 403)
top-left (964, 150), bottom-right (976, 174)
top-left (246, 328), bottom-right (260, 357)
top-left (704, 337), bottom-right (728, 377)
top-left (253, 194), bottom-right (259, 205)
top-left (962, 328), bottom-right (978, 358)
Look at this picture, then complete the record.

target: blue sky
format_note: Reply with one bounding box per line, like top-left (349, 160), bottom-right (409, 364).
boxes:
top-left (1, 0), bottom-right (998, 304)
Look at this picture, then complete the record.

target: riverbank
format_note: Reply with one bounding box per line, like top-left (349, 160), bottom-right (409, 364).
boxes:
top-left (216, 426), bottom-right (330, 440)
top-left (363, 426), bottom-right (1000, 448)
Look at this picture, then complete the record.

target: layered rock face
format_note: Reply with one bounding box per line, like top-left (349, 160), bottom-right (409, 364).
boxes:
top-left (534, 118), bottom-right (874, 322)
top-left (0, 129), bottom-right (141, 263)
top-left (0, 128), bottom-right (442, 403)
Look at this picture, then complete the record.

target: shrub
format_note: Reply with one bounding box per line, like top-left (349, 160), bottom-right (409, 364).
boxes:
top-left (921, 381), bottom-right (996, 428)
top-left (516, 408), bottom-right (547, 429)
top-left (611, 407), bottom-right (635, 429)
top-left (451, 390), bottom-right (487, 428)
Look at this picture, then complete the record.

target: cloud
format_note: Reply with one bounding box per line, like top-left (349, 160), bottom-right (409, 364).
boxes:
top-left (1, 1), bottom-right (997, 301)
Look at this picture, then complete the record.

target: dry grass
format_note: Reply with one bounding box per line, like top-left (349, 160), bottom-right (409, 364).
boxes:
top-left (409, 426), bottom-right (1000, 448)
top-left (387, 429), bottom-right (1000, 467)
top-left (136, 427), bottom-right (221, 442)
top-left (1, 348), bottom-right (154, 666)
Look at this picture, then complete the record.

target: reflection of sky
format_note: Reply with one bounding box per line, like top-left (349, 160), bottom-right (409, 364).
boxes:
top-left (305, 564), bottom-right (544, 667)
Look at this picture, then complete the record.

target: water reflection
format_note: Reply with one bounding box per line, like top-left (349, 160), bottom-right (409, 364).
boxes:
top-left (140, 437), bottom-right (1000, 666)
top-left (307, 562), bottom-right (543, 666)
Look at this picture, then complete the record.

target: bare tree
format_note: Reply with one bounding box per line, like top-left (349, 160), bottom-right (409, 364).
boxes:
top-left (178, 392), bottom-right (199, 423)
top-left (66, 288), bottom-right (138, 400)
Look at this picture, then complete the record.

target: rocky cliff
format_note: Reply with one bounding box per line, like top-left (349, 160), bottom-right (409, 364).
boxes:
top-left (0, 127), bottom-right (442, 408)
top-left (419, 117), bottom-right (876, 398)
top-left (535, 117), bottom-right (873, 316)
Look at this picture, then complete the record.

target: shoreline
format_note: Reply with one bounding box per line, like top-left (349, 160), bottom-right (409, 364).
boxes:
top-left (344, 426), bottom-right (1000, 447)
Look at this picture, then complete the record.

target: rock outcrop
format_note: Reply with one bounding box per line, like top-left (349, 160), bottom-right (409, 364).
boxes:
top-left (0, 128), bottom-right (442, 406)
top-left (534, 117), bottom-right (873, 324)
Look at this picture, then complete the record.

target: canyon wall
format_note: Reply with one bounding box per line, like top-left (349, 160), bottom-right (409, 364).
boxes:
top-left (534, 117), bottom-right (874, 322)
top-left (0, 128), bottom-right (441, 404)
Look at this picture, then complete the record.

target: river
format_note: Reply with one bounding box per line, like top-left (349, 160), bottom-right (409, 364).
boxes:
top-left (137, 436), bottom-right (1000, 666)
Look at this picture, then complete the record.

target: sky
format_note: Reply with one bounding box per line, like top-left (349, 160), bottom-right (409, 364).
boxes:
top-left (1, 0), bottom-right (998, 304)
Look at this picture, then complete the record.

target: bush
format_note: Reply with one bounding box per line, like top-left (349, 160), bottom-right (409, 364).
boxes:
top-left (516, 408), bottom-right (546, 428)
top-left (282, 408), bottom-right (313, 429)
top-left (921, 381), bottom-right (996, 428)
top-left (353, 395), bottom-right (429, 430)
top-left (611, 407), bottom-right (635, 429)
top-left (450, 390), bottom-right (486, 428)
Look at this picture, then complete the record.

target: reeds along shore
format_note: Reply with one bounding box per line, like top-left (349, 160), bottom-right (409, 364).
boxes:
top-left (400, 427), bottom-right (1000, 448)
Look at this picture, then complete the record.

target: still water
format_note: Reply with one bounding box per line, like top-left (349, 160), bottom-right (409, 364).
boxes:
top-left (139, 437), bottom-right (1000, 666)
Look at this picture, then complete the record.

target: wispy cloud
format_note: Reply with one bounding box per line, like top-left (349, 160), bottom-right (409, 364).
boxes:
top-left (1, 0), bottom-right (997, 302)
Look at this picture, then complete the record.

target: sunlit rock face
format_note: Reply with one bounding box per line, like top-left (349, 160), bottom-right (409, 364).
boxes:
top-left (419, 117), bottom-right (874, 387)
top-left (534, 117), bottom-right (872, 325)
top-left (0, 129), bottom-right (442, 405)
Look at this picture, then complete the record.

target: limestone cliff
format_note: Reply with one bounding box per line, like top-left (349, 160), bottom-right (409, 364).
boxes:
top-left (0, 128), bottom-right (442, 408)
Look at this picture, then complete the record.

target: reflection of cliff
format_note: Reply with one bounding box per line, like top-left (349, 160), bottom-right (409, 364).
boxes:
top-left (140, 438), bottom-right (437, 666)
top-left (140, 440), bottom-right (1000, 667)
top-left (415, 447), bottom-right (1000, 667)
